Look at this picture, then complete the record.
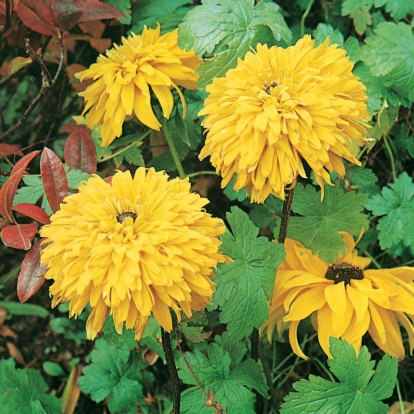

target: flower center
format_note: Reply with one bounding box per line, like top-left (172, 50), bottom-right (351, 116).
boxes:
top-left (325, 262), bottom-right (364, 285)
top-left (117, 212), bottom-right (138, 223)
top-left (263, 80), bottom-right (278, 95)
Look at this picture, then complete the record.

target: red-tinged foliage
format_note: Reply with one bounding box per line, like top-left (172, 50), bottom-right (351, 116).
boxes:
top-left (12, 203), bottom-right (51, 225)
top-left (1, 223), bottom-right (38, 250)
top-left (15, 0), bottom-right (124, 36)
top-left (0, 144), bottom-right (24, 158)
top-left (17, 240), bottom-right (47, 303)
top-left (64, 128), bottom-right (97, 174)
top-left (0, 150), bottom-right (41, 224)
top-left (40, 148), bottom-right (68, 213)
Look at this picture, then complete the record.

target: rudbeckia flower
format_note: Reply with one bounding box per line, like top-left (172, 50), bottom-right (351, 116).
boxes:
top-left (77, 25), bottom-right (201, 146)
top-left (40, 168), bottom-right (225, 340)
top-left (199, 36), bottom-right (370, 203)
top-left (261, 233), bottom-right (414, 359)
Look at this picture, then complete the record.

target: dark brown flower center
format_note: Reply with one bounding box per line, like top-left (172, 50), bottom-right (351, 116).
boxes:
top-left (264, 81), bottom-right (278, 95)
top-left (325, 262), bottom-right (364, 285)
top-left (117, 212), bottom-right (138, 223)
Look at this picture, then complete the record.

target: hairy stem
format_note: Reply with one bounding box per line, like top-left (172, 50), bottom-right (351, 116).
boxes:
top-left (161, 328), bottom-right (181, 414)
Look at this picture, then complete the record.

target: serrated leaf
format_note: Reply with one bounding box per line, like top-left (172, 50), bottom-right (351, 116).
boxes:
top-left (374, 0), bottom-right (414, 20)
top-left (345, 166), bottom-right (379, 195)
top-left (287, 184), bottom-right (369, 263)
top-left (78, 338), bottom-right (144, 413)
top-left (177, 342), bottom-right (266, 414)
top-left (103, 0), bottom-right (131, 24)
top-left (281, 338), bottom-right (397, 414)
top-left (0, 360), bottom-right (61, 414)
top-left (341, 0), bottom-right (374, 15)
top-left (365, 172), bottom-right (414, 254)
top-left (213, 206), bottom-right (285, 339)
top-left (102, 316), bottom-right (138, 350)
top-left (360, 22), bottom-right (414, 105)
top-left (130, 0), bottom-right (192, 34)
top-left (312, 23), bottom-right (344, 47)
top-left (178, 0), bottom-right (291, 89)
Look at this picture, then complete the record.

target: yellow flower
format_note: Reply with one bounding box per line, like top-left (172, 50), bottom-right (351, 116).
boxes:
top-left (261, 233), bottom-right (414, 359)
top-left (77, 25), bottom-right (201, 146)
top-left (199, 36), bottom-right (370, 203)
top-left (40, 168), bottom-right (225, 340)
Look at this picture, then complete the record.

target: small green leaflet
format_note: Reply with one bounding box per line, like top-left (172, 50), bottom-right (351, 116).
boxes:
top-left (178, 0), bottom-right (292, 89)
top-left (312, 23), bottom-right (344, 47)
top-left (78, 338), bottom-right (145, 413)
top-left (287, 184), bottom-right (369, 263)
top-left (213, 206), bottom-right (285, 340)
top-left (177, 341), bottom-right (267, 413)
top-left (360, 22), bottom-right (414, 106)
top-left (346, 166), bottom-right (379, 195)
top-left (0, 359), bottom-right (61, 414)
top-left (281, 337), bottom-right (397, 414)
top-left (365, 172), bottom-right (414, 256)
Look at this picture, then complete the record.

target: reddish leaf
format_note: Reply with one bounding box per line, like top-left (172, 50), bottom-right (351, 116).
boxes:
top-left (41, 147), bottom-right (68, 213)
top-left (0, 150), bottom-right (41, 223)
top-left (17, 240), bottom-right (47, 303)
top-left (15, 0), bottom-right (57, 36)
top-left (78, 0), bottom-right (124, 22)
top-left (64, 128), bottom-right (97, 174)
top-left (51, 0), bottom-right (83, 32)
top-left (16, 0), bottom-right (123, 36)
top-left (12, 203), bottom-right (51, 225)
top-left (0, 143), bottom-right (24, 158)
top-left (1, 223), bottom-right (38, 250)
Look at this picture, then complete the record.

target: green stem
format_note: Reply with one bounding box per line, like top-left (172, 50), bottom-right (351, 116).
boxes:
top-left (99, 132), bottom-right (150, 163)
top-left (383, 135), bottom-right (397, 182)
top-left (300, 0), bottom-right (314, 38)
top-left (161, 328), bottom-right (181, 414)
top-left (278, 188), bottom-right (294, 244)
top-left (185, 170), bottom-right (218, 178)
top-left (396, 379), bottom-right (405, 414)
top-left (159, 114), bottom-right (186, 179)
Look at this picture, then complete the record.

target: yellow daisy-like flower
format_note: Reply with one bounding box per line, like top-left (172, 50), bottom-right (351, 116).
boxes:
top-left (77, 25), bottom-right (201, 146)
top-left (40, 168), bottom-right (225, 340)
top-left (199, 36), bottom-right (370, 203)
top-left (261, 233), bottom-right (414, 359)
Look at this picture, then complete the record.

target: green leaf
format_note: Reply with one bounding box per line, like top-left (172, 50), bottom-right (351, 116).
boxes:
top-left (42, 362), bottom-right (65, 377)
top-left (341, 0), bottom-right (374, 15)
top-left (78, 338), bottom-right (144, 414)
top-left (360, 22), bottom-right (414, 106)
top-left (223, 177), bottom-right (248, 202)
top-left (102, 316), bottom-right (139, 350)
top-left (312, 23), bottom-right (344, 47)
top-left (213, 206), bottom-right (285, 339)
top-left (287, 184), bottom-right (369, 263)
top-left (177, 342), bottom-right (267, 414)
top-left (374, 0), bottom-right (414, 20)
top-left (365, 172), bottom-right (414, 255)
top-left (102, 0), bottom-right (132, 24)
top-left (0, 360), bottom-right (61, 414)
top-left (353, 63), bottom-right (389, 114)
top-left (281, 338), bottom-right (397, 414)
top-left (0, 301), bottom-right (49, 318)
top-left (13, 175), bottom-right (45, 205)
top-left (345, 166), bottom-right (379, 195)
top-left (249, 194), bottom-right (283, 235)
top-left (65, 169), bottom-right (90, 190)
top-left (351, 8), bottom-right (372, 35)
top-left (178, 0), bottom-right (291, 89)
top-left (49, 317), bottom-right (87, 345)
top-left (130, 0), bottom-right (193, 34)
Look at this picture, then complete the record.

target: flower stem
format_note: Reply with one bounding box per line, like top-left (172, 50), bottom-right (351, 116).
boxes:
top-left (278, 188), bottom-right (295, 244)
top-left (161, 328), bottom-right (181, 414)
top-left (161, 116), bottom-right (186, 179)
top-left (383, 135), bottom-right (397, 182)
top-left (300, 0), bottom-right (314, 38)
